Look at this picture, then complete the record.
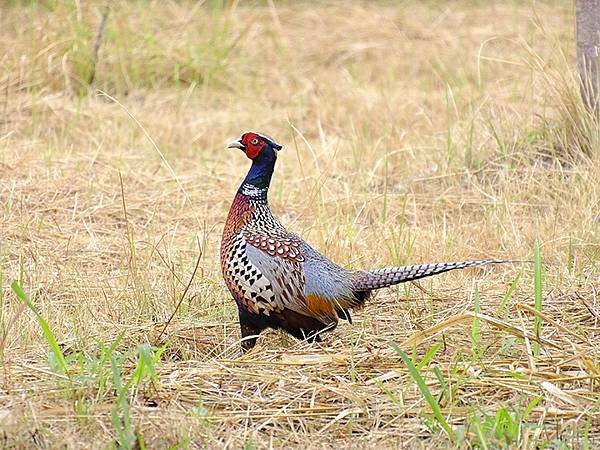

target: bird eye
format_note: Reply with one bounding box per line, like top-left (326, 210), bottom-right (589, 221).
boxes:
top-left (250, 138), bottom-right (259, 145)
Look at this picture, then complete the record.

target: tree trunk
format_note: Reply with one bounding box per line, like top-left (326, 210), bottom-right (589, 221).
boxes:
top-left (576, 0), bottom-right (600, 115)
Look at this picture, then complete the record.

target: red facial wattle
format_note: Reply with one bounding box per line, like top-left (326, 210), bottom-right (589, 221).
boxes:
top-left (241, 133), bottom-right (265, 159)
top-left (245, 141), bottom-right (264, 159)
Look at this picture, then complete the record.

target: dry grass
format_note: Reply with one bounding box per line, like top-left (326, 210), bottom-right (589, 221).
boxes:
top-left (1, 0), bottom-right (599, 448)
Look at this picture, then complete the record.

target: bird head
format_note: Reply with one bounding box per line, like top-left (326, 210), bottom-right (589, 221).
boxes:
top-left (227, 132), bottom-right (282, 160)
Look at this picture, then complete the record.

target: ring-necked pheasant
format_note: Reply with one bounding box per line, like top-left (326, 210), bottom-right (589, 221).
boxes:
top-left (221, 131), bottom-right (506, 350)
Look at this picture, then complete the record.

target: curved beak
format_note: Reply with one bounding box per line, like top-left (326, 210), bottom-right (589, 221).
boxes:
top-left (227, 139), bottom-right (245, 150)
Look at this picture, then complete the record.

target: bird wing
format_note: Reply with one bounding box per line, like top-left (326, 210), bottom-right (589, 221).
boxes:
top-left (243, 243), bottom-right (308, 315)
top-left (242, 231), bottom-right (343, 324)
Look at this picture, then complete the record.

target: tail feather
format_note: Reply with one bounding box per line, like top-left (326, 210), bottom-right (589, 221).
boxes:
top-left (353, 259), bottom-right (509, 291)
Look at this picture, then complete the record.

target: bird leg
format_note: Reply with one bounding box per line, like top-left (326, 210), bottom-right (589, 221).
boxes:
top-left (238, 307), bottom-right (266, 351)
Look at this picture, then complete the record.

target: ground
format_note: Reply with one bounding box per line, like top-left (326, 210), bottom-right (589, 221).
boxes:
top-left (1, 0), bottom-right (599, 448)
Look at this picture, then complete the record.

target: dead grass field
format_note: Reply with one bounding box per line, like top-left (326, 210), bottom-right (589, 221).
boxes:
top-left (1, 0), bottom-right (599, 448)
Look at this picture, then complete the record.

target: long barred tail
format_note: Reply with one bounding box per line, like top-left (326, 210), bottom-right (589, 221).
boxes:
top-left (353, 259), bottom-right (509, 291)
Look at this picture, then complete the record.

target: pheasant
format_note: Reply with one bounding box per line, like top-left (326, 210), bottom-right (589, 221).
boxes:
top-left (221, 131), bottom-right (506, 350)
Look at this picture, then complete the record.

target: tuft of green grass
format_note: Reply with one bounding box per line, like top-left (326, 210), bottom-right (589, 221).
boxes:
top-left (463, 396), bottom-right (543, 448)
top-left (9, 278), bottom-right (163, 448)
top-left (131, 343), bottom-right (165, 387)
top-left (109, 342), bottom-right (164, 449)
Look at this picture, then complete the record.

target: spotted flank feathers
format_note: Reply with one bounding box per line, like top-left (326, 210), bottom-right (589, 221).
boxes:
top-left (220, 132), bottom-right (510, 350)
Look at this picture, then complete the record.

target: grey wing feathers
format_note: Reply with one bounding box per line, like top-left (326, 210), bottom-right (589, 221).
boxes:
top-left (301, 243), bottom-right (355, 301)
top-left (352, 259), bottom-right (508, 291)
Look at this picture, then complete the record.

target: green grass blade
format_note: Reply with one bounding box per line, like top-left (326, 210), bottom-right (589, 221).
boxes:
top-left (433, 366), bottom-right (446, 392)
top-left (567, 236), bottom-right (574, 276)
top-left (496, 269), bottom-right (522, 318)
top-left (533, 241), bottom-right (543, 357)
top-left (432, 366), bottom-right (447, 404)
top-left (523, 396), bottom-right (543, 420)
top-left (472, 415), bottom-right (489, 450)
top-left (376, 380), bottom-right (403, 408)
top-left (583, 415), bottom-right (591, 450)
top-left (391, 342), bottom-right (456, 442)
top-left (417, 342), bottom-right (442, 370)
top-left (111, 353), bottom-right (135, 449)
top-left (98, 334), bottom-right (125, 400)
top-left (11, 281), bottom-right (69, 376)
